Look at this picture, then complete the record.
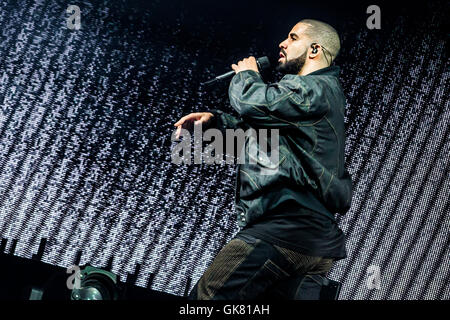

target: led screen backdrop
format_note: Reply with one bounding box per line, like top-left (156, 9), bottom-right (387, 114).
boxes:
top-left (0, 0), bottom-right (448, 299)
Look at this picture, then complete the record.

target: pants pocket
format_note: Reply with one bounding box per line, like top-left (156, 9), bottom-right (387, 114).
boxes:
top-left (238, 259), bottom-right (290, 299)
top-left (294, 275), bottom-right (325, 300)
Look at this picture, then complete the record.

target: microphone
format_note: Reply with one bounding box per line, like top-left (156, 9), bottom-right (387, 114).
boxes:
top-left (201, 56), bottom-right (271, 86)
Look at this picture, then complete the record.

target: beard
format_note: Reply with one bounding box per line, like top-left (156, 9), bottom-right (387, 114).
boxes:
top-left (275, 50), bottom-right (307, 75)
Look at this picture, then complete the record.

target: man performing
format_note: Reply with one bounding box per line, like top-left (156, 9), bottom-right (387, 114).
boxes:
top-left (174, 19), bottom-right (353, 300)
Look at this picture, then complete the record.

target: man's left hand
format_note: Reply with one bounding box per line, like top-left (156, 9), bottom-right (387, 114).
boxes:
top-left (231, 56), bottom-right (259, 74)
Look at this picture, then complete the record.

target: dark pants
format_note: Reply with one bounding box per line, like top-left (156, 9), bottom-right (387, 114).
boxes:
top-left (188, 233), bottom-right (334, 300)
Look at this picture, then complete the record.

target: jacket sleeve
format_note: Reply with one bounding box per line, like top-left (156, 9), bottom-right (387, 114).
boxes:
top-left (228, 70), bottom-right (330, 128)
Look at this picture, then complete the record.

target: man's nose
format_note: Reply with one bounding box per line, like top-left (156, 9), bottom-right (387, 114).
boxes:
top-left (279, 39), bottom-right (288, 50)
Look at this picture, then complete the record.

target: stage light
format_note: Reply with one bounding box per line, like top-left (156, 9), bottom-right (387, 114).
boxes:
top-left (71, 266), bottom-right (120, 300)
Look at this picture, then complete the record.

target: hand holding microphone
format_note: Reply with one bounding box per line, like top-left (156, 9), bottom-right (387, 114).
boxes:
top-left (231, 56), bottom-right (260, 73)
top-left (201, 56), bottom-right (270, 85)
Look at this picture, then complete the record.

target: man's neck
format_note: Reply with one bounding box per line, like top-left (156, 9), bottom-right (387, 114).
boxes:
top-left (298, 62), bottom-right (329, 76)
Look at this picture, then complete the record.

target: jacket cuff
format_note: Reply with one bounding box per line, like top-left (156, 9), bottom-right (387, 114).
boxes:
top-left (207, 109), bottom-right (224, 130)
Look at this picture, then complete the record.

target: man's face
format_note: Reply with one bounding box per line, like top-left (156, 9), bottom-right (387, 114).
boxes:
top-left (276, 23), bottom-right (310, 74)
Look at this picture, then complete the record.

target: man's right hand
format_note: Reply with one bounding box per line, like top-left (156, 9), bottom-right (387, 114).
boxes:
top-left (174, 112), bottom-right (214, 139)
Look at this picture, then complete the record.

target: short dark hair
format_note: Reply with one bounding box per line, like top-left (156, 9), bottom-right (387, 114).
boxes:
top-left (299, 19), bottom-right (341, 63)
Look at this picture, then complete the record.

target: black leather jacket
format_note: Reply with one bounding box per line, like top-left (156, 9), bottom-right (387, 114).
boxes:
top-left (209, 66), bottom-right (353, 228)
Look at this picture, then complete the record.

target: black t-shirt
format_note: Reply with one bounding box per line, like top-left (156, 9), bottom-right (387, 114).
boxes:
top-left (236, 203), bottom-right (347, 261)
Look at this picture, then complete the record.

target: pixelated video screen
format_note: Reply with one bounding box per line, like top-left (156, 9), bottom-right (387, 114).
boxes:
top-left (0, 0), bottom-right (448, 299)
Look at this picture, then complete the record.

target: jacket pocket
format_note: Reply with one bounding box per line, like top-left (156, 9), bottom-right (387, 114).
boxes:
top-left (248, 144), bottom-right (289, 175)
top-left (239, 145), bottom-right (289, 197)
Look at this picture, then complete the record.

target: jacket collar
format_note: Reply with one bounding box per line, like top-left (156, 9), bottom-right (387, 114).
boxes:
top-left (283, 65), bottom-right (340, 79)
top-left (307, 65), bottom-right (340, 77)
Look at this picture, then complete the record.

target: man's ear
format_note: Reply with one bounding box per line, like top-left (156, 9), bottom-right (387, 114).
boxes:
top-left (309, 43), bottom-right (320, 59)
top-left (307, 43), bottom-right (319, 59)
